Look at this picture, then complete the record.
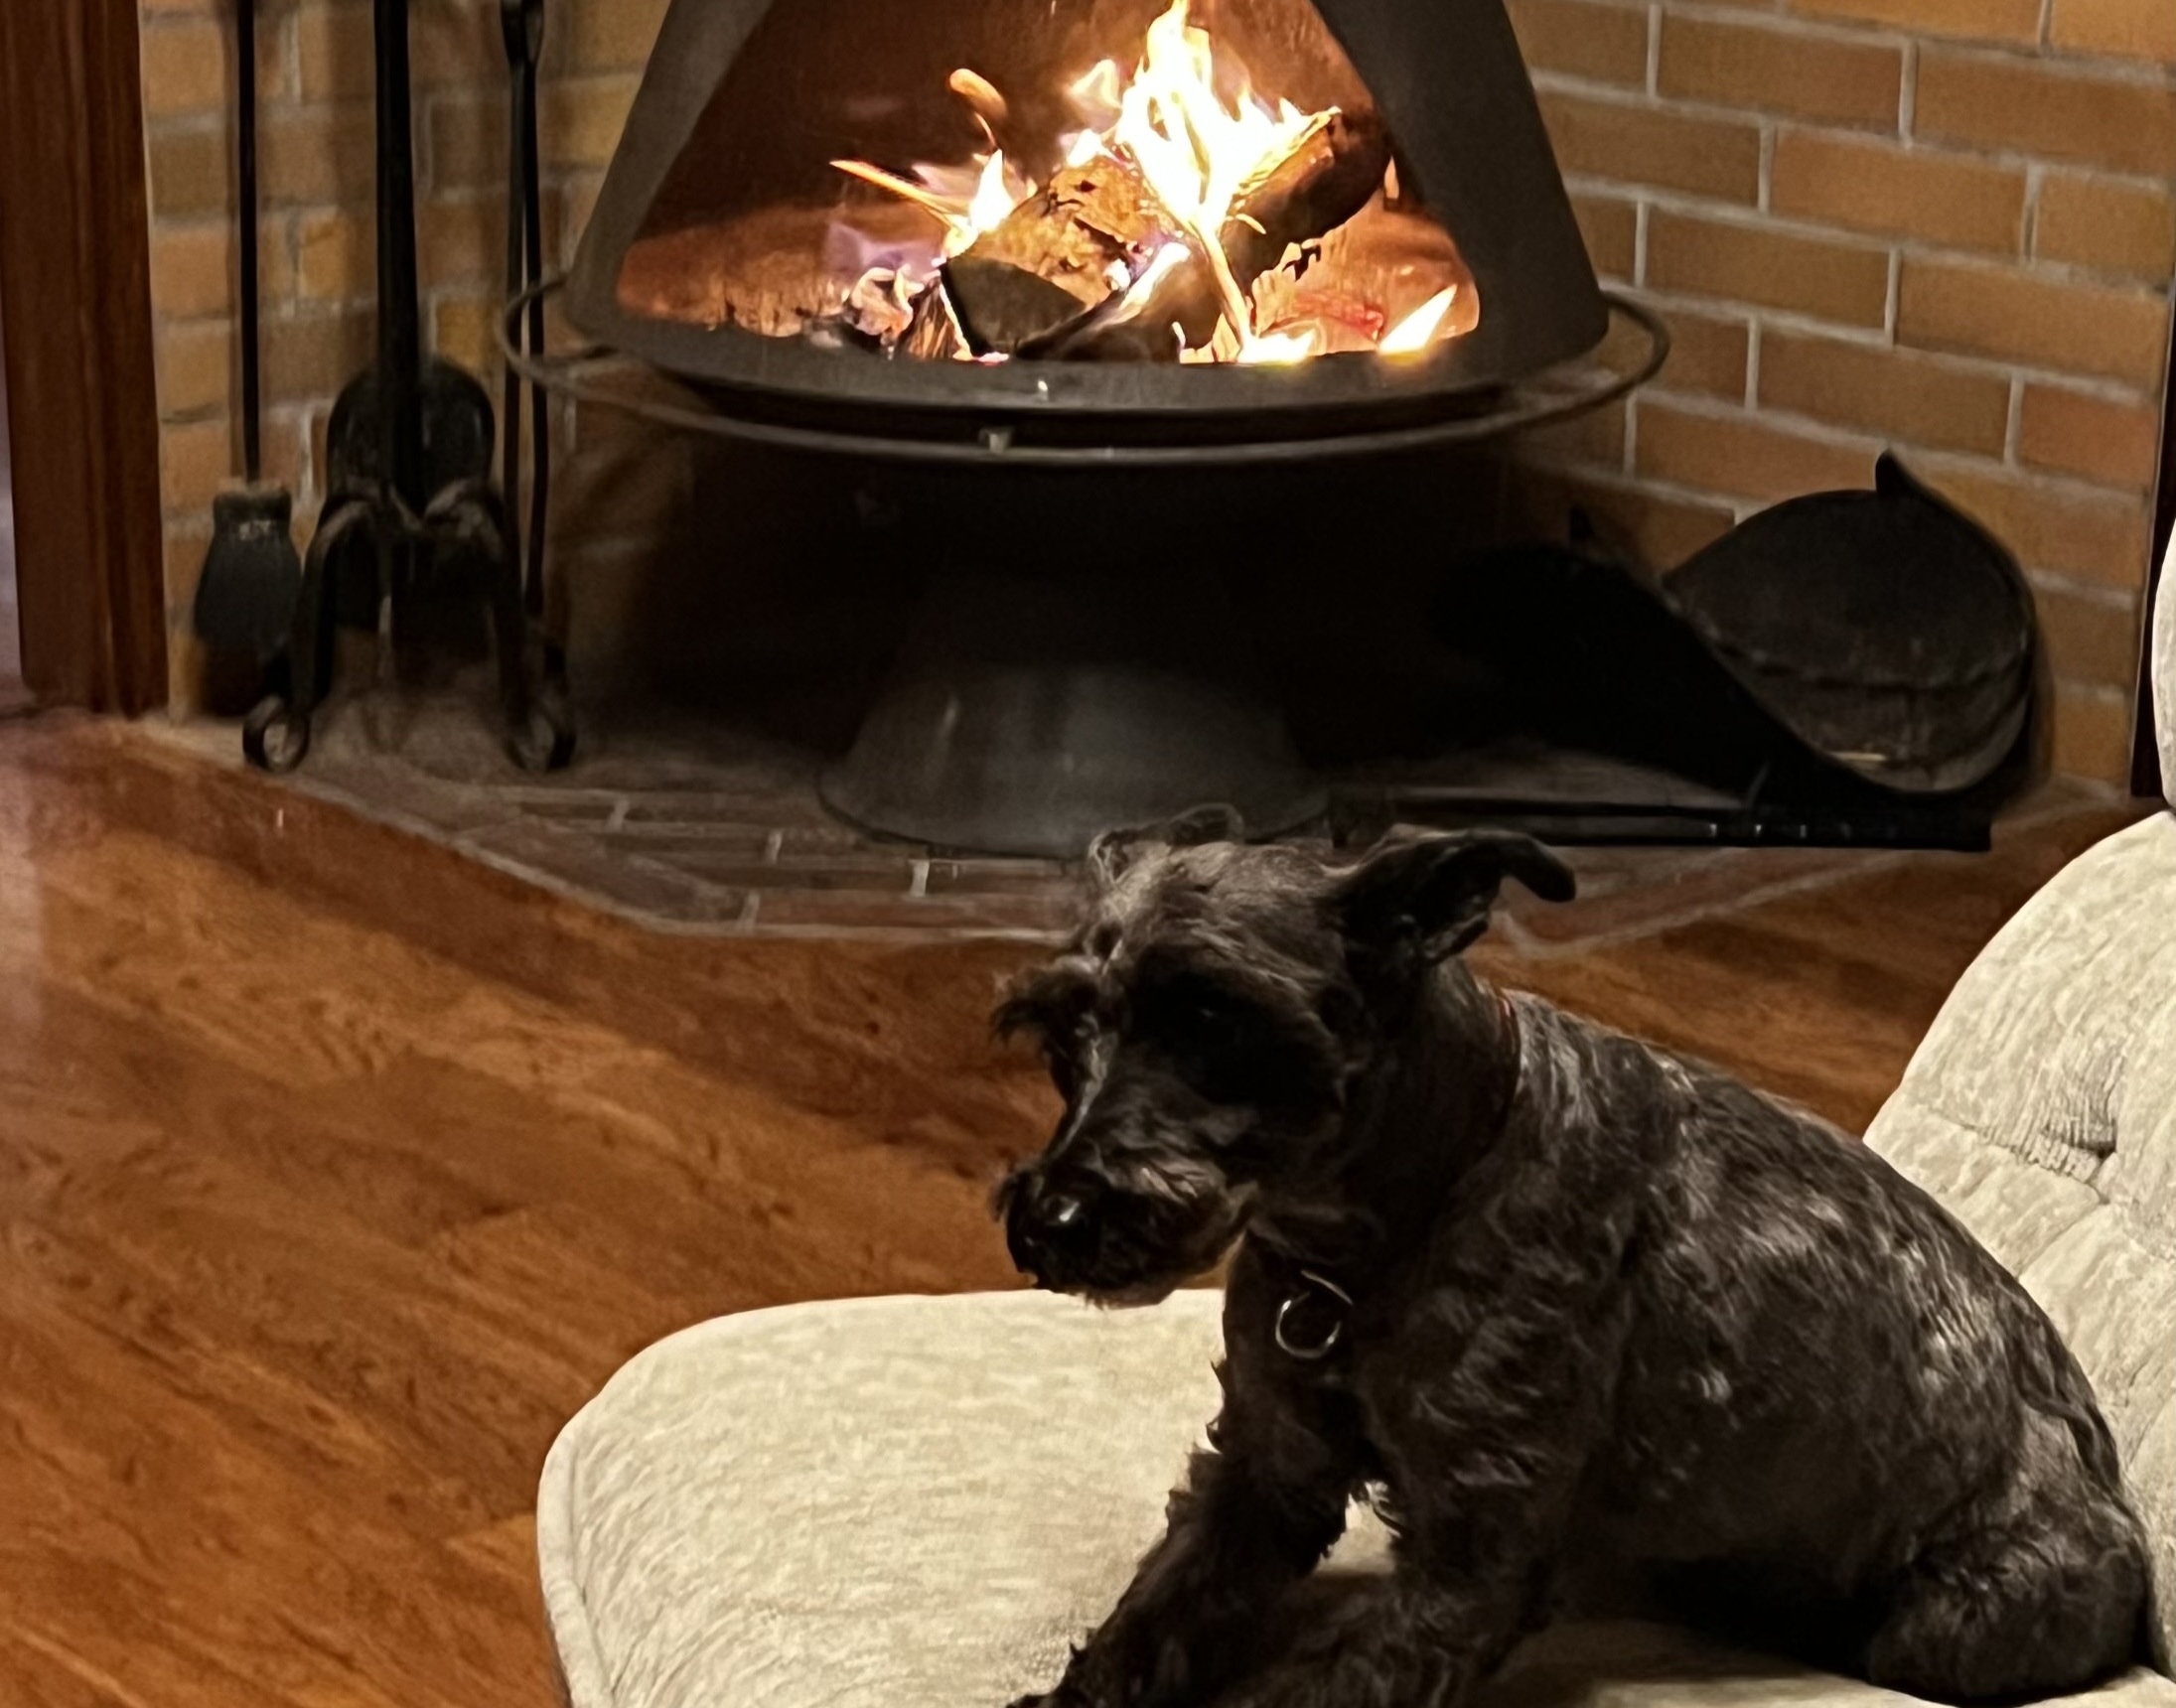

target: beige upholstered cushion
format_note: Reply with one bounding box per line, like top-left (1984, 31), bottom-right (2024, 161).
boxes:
top-left (539, 1287), bottom-right (2175, 1708)
top-left (2154, 539), bottom-right (2173, 808)
top-left (1867, 811), bottom-right (2176, 1662)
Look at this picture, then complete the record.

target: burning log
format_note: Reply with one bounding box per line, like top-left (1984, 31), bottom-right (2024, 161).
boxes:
top-left (1025, 108), bottom-right (1392, 361)
top-left (1224, 109), bottom-right (1393, 286)
top-left (941, 157), bottom-right (1176, 355)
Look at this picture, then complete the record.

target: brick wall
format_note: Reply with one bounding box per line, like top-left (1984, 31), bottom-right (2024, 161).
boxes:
top-left (136, 0), bottom-right (659, 706)
top-left (136, 0), bottom-right (2172, 783)
top-left (1508, 0), bottom-right (2175, 783)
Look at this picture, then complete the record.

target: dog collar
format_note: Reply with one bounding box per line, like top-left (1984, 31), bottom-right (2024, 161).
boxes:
top-left (1274, 1268), bottom-right (1355, 1360)
top-left (1270, 991), bottom-right (1523, 1363)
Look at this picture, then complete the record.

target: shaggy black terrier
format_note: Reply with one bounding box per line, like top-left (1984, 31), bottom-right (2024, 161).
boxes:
top-left (994, 812), bottom-right (2150, 1708)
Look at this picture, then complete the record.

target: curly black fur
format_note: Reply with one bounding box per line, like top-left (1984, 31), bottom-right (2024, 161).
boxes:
top-left (996, 815), bottom-right (2151, 1708)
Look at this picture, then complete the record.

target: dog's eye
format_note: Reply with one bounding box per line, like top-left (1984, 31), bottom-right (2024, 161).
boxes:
top-left (1135, 979), bottom-right (1274, 1103)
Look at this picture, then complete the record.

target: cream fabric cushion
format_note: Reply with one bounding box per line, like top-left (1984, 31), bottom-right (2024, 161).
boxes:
top-left (2154, 548), bottom-right (2174, 808)
top-left (540, 1283), bottom-right (2175, 1708)
top-left (1866, 810), bottom-right (2176, 1662)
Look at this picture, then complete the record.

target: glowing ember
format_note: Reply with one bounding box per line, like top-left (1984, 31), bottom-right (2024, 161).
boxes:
top-left (826, 0), bottom-right (1474, 364)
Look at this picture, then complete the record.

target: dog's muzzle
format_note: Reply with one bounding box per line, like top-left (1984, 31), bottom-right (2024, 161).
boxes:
top-left (1004, 1172), bottom-right (1100, 1287)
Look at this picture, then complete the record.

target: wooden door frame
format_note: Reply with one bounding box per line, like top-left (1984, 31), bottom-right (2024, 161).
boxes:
top-left (0, 0), bottom-right (169, 713)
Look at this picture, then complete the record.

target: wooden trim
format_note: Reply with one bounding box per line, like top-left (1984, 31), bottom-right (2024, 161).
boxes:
top-left (0, 0), bottom-right (168, 714)
top-left (2137, 342), bottom-right (2173, 799)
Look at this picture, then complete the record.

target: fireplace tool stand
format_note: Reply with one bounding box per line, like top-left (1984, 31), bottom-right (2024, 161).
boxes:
top-left (243, 0), bottom-right (572, 775)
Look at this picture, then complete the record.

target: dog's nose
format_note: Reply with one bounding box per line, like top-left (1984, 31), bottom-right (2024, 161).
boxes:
top-left (1043, 1193), bottom-right (1084, 1231)
top-left (1007, 1178), bottom-right (1097, 1278)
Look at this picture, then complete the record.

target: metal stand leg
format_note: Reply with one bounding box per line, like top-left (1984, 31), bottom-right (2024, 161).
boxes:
top-left (244, 495), bottom-right (372, 773)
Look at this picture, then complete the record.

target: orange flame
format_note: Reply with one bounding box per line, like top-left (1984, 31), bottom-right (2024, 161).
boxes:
top-left (833, 0), bottom-right (1467, 362)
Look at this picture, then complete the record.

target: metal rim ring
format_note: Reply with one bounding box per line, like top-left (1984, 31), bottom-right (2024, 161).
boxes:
top-left (502, 279), bottom-right (1670, 469)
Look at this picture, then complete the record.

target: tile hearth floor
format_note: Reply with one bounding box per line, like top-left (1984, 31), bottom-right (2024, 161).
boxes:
top-left (157, 687), bottom-right (2140, 957)
top-left (156, 696), bottom-right (2124, 950)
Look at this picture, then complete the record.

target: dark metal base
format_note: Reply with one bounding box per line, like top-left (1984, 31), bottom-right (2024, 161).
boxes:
top-left (821, 566), bottom-right (1325, 859)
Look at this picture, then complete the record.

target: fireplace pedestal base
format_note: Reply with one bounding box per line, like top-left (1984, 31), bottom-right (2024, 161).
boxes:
top-left (820, 565), bottom-right (1325, 859)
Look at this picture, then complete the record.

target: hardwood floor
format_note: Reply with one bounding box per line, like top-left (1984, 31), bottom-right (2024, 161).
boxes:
top-left (0, 715), bottom-right (2138, 1708)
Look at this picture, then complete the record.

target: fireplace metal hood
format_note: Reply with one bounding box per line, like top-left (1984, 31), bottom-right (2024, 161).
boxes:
top-left (565, 0), bottom-right (1612, 449)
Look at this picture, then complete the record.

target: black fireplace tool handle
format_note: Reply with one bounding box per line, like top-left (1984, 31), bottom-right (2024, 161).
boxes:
top-left (191, 0), bottom-right (304, 674)
top-left (502, 0), bottom-right (550, 621)
top-left (236, 0), bottom-right (261, 485)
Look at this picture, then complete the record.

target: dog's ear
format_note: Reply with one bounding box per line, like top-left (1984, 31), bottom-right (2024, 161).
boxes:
top-left (1330, 828), bottom-right (1574, 963)
top-left (1086, 803), bottom-right (1248, 891)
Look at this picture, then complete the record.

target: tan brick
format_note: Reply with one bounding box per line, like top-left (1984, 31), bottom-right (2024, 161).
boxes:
top-left (2017, 386), bottom-right (2165, 491)
top-left (161, 417), bottom-right (236, 512)
top-left (566, 0), bottom-right (672, 71)
top-left (260, 107), bottom-right (377, 205)
top-left (156, 320), bottom-right (235, 419)
top-left (164, 521), bottom-right (215, 623)
top-left (140, 18), bottom-right (227, 120)
top-left (1647, 211), bottom-right (1891, 327)
top-left (2035, 173), bottom-right (2176, 284)
top-left (1510, 0), bottom-right (1650, 86)
top-left (1658, 16), bottom-right (1903, 129)
top-left (542, 77), bottom-right (640, 173)
top-left (1635, 402), bottom-right (1878, 500)
top-left (2051, 682), bottom-right (2137, 784)
top-left (1758, 331), bottom-right (2011, 455)
top-left (1644, 307), bottom-right (1750, 400)
top-left (149, 124), bottom-right (232, 218)
top-left (1771, 133), bottom-right (2025, 255)
top-left (1916, 51), bottom-right (2176, 178)
top-left (1920, 460), bottom-right (2154, 588)
top-left (293, 3), bottom-right (368, 99)
top-left (1521, 398), bottom-right (1631, 469)
top-left (1504, 467), bottom-right (1740, 569)
top-left (432, 293), bottom-right (502, 375)
top-left (295, 210), bottom-right (375, 303)
top-left (150, 223), bottom-right (235, 320)
top-left (2035, 580), bottom-right (2144, 688)
top-left (259, 408), bottom-right (311, 500)
top-left (560, 175), bottom-right (605, 265)
top-left (1538, 93), bottom-right (1762, 204)
top-left (2049, 0), bottom-right (2176, 64)
top-left (420, 197), bottom-right (504, 291)
top-left (259, 216), bottom-right (300, 303)
top-left (1789, 0), bottom-right (2039, 44)
top-left (261, 309), bottom-right (373, 405)
top-left (1571, 194), bottom-right (1639, 281)
top-left (297, 1), bottom-right (497, 101)
top-left (428, 93), bottom-right (507, 193)
top-left (308, 406), bottom-right (335, 506)
top-left (1897, 259), bottom-right (2170, 386)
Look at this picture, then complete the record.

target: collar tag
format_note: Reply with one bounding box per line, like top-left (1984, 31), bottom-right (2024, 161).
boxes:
top-left (1274, 1268), bottom-right (1355, 1360)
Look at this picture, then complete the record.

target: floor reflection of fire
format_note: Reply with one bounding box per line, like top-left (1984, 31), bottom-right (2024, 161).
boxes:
top-left (619, 0), bottom-right (1477, 364)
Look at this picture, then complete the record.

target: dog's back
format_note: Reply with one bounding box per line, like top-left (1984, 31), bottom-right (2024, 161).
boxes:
top-left (1518, 999), bottom-right (2149, 1683)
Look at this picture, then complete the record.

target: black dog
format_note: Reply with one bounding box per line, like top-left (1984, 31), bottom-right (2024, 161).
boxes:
top-left (994, 813), bottom-right (2150, 1708)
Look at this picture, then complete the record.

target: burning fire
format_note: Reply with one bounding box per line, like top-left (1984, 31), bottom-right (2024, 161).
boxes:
top-left (829, 0), bottom-right (1467, 364)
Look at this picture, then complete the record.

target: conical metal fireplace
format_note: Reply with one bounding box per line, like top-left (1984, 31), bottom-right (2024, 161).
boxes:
top-left (565, 0), bottom-right (1612, 451)
top-left (552, 0), bottom-right (1647, 855)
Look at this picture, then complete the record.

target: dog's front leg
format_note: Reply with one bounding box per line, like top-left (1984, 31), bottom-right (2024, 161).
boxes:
top-left (1231, 1280), bottom-right (1632, 1708)
top-left (1014, 1412), bottom-right (1352, 1708)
